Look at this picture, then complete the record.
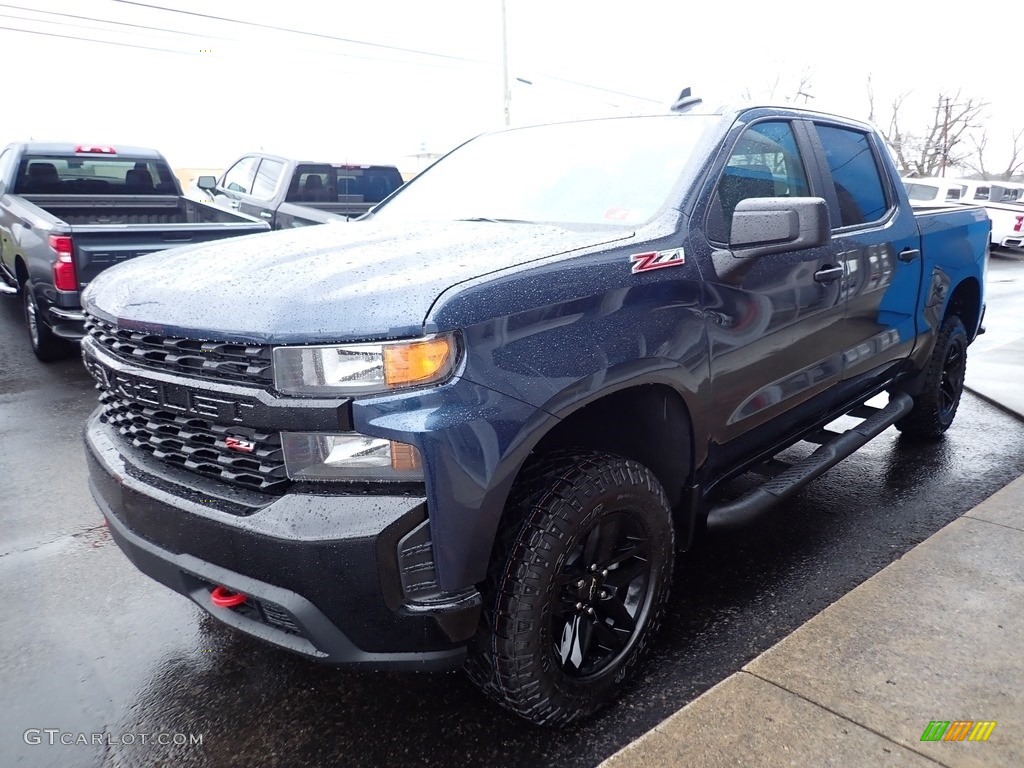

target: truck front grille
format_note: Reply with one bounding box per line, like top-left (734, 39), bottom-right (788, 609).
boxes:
top-left (99, 390), bottom-right (289, 493)
top-left (85, 314), bottom-right (274, 387)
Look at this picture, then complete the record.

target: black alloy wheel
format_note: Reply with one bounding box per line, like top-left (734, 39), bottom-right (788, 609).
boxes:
top-left (466, 451), bottom-right (675, 726)
top-left (896, 314), bottom-right (968, 438)
top-left (551, 511), bottom-right (654, 678)
top-left (937, 334), bottom-right (966, 422)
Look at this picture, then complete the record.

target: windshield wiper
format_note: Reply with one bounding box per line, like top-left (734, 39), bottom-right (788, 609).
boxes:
top-left (456, 216), bottom-right (532, 224)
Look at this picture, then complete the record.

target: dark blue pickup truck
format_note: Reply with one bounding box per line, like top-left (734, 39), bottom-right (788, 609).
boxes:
top-left (80, 105), bottom-right (989, 726)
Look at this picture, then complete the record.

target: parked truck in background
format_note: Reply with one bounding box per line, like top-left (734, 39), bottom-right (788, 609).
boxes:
top-left (81, 105), bottom-right (989, 726)
top-left (904, 176), bottom-right (1024, 250)
top-left (953, 179), bottom-right (1024, 250)
top-left (0, 143), bottom-right (270, 360)
top-left (195, 152), bottom-right (405, 229)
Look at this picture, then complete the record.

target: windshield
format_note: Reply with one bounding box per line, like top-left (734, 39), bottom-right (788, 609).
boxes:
top-left (373, 115), bottom-right (717, 226)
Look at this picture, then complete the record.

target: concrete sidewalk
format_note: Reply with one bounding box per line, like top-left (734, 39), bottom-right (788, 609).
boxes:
top-left (961, 338), bottom-right (1024, 421)
top-left (601, 341), bottom-right (1024, 767)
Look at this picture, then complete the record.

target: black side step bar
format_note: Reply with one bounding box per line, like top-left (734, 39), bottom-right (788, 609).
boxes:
top-left (706, 392), bottom-right (914, 532)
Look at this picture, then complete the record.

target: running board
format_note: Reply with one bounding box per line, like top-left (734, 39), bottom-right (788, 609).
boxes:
top-left (706, 392), bottom-right (914, 532)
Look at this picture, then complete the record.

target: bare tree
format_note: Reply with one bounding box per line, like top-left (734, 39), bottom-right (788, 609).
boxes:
top-left (742, 67), bottom-right (815, 105)
top-left (942, 125), bottom-right (1024, 181)
top-left (1003, 129), bottom-right (1024, 180)
top-left (967, 132), bottom-right (991, 178)
top-left (873, 89), bottom-right (988, 177)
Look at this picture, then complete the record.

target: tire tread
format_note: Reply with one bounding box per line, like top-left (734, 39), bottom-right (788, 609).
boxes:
top-left (465, 450), bottom-right (674, 726)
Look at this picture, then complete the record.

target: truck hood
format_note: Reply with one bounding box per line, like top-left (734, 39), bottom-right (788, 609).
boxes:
top-left (83, 220), bottom-right (632, 343)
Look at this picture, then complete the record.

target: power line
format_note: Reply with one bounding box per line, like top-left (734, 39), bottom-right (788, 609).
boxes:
top-left (0, 9), bottom-right (213, 48)
top-left (529, 73), bottom-right (664, 105)
top-left (0, 2), bottom-right (233, 41)
top-left (1, 5), bottom-right (471, 71)
top-left (6, 1), bottom-right (666, 106)
top-left (110, 0), bottom-right (487, 64)
top-left (107, 0), bottom-right (665, 103)
top-left (0, 23), bottom-right (192, 55)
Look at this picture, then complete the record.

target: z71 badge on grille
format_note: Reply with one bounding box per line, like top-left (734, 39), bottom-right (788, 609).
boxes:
top-left (225, 437), bottom-right (257, 454)
top-left (630, 249), bottom-right (685, 274)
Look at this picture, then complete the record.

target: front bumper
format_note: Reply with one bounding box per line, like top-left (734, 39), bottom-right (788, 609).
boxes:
top-left (85, 412), bottom-right (480, 671)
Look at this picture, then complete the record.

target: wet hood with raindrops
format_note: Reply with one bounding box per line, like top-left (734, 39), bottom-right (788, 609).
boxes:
top-left (82, 219), bottom-right (631, 344)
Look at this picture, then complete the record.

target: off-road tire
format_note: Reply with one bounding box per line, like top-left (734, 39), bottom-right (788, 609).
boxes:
top-left (465, 450), bottom-right (675, 726)
top-left (896, 315), bottom-right (968, 439)
top-left (22, 280), bottom-right (72, 362)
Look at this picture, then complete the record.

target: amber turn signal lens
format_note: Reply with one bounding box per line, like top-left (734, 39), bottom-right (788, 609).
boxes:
top-left (383, 337), bottom-right (453, 387)
top-left (390, 441), bottom-right (423, 471)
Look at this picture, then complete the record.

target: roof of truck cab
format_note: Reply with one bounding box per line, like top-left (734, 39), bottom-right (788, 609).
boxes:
top-left (667, 101), bottom-right (880, 132)
top-left (239, 151), bottom-right (400, 171)
top-left (12, 142), bottom-right (166, 158)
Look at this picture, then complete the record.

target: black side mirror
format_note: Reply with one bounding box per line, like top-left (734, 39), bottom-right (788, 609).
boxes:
top-left (196, 175), bottom-right (217, 192)
top-left (730, 197), bottom-right (831, 257)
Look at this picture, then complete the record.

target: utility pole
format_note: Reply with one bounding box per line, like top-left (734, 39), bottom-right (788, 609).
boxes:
top-left (500, 0), bottom-right (511, 126)
top-left (940, 96), bottom-right (951, 178)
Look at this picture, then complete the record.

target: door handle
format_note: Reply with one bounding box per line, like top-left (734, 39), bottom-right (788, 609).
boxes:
top-left (899, 248), bottom-right (920, 263)
top-left (229, 201), bottom-right (240, 209)
top-left (813, 265), bottom-right (844, 284)
top-left (259, 211), bottom-right (272, 219)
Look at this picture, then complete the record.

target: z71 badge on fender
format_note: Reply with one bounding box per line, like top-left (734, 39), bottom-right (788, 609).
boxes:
top-left (630, 249), bottom-right (685, 274)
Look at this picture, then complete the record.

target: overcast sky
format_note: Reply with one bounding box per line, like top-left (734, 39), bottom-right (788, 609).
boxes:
top-left (1, 0), bottom-right (1020, 173)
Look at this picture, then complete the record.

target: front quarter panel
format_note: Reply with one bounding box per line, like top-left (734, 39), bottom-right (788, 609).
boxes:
top-left (383, 233), bottom-right (710, 591)
top-left (430, 233), bottom-right (707, 413)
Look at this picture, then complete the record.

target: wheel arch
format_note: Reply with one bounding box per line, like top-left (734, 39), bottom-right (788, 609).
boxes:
top-left (468, 380), bottom-right (699, 585)
top-left (944, 275), bottom-right (982, 342)
top-left (527, 383), bottom-right (696, 508)
top-left (14, 254), bottom-right (28, 286)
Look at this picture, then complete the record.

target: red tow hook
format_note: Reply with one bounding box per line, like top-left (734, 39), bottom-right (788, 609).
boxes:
top-left (210, 585), bottom-right (248, 608)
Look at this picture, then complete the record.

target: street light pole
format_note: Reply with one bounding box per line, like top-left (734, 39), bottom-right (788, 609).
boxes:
top-left (500, 0), bottom-right (511, 126)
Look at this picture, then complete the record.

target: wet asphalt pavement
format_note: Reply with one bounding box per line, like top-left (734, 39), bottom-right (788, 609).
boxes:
top-left (3, 255), bottom-right (1024, 768)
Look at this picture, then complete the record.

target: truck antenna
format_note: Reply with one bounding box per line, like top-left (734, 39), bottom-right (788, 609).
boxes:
top-left (670, 87), bottom-right (703, 113)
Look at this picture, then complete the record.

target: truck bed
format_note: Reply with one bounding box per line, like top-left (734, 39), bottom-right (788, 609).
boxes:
top-left (22, 194), bottom-right (260, 227)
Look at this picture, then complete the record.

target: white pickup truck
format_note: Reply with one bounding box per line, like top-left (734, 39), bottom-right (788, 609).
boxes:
top-left (955, 179), bottom-right (1024, 204)
top-left (903, 177), bottom-right (1024, 250)
top-left (902, 177), bottom-right (965, 205)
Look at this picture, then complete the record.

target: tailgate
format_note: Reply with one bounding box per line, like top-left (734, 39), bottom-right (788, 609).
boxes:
top-left (72, 223), bottom-right (267, 291)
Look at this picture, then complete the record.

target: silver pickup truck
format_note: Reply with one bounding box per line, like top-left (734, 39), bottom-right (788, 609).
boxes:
top-left (0, 142), bottom-right (270, 360)
top-left (194, 153), bottom-right (405, 229)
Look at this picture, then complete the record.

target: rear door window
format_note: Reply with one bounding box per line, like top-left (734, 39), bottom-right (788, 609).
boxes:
top-left (814, 125), bottom-right (890, 228)
top-left (251, 158), bottom-right (285, 201)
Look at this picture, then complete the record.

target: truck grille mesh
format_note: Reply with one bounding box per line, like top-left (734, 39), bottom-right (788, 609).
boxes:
top-left (85, 314), bottom-right (274, 387)
top-left (99, 390), bottom-right (289, 493)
